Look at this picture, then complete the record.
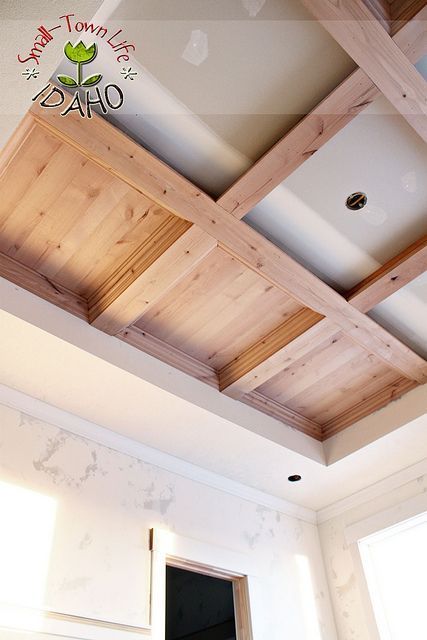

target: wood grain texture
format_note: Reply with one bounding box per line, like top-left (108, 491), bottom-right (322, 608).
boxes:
top-left (136, 247), bottom-right (304, 371)
top-left (348, 234), bottom-right (427, 311)
top-left (219, 235), bottom-right (427, 397)
top-left (299, 0), bottom-right (427, 143)
top-left (119, 325), bottom-right (219, 388)
top-left (362, 0), bottom-right (392, 30)
top-left (216, 7), bottom-right (426, 218)
top-left (91, 226), bottom-right (216, 334)
top-left (29, 104), bottom-right (427, 385)
top-left (322, 376), bottom-right (419, 438)
top-left (219, 309), bottom-right (325, 398)
top-left (261, 346), bottom-right (401, 425)
top-left (242, 391), bottom-right (323, 440)
top-left (0, 251), bottom-right (87, 320)
top-left (88, 215), bottom-right (192, 326)
top-left (391, 0), bottom-right (427, 29)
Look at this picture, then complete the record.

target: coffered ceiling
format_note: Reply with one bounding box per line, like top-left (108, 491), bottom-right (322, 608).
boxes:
top-left (0, 0), bottom-right (426, 449)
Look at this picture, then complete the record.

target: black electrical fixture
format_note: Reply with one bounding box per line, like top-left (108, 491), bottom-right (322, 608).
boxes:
top-left (288, 474), bottom-right (302, 482)
top-left (346, 192), bottom-right (368, 211)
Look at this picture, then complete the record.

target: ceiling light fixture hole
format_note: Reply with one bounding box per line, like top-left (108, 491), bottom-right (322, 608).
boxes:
top-left (346, 192), bottom-right (368, 211)
top-left (288, 474), bottom-right (302, 483)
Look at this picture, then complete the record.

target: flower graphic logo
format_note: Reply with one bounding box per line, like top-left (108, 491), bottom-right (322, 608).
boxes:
top-left (57, 41), bottom-right (102, 88)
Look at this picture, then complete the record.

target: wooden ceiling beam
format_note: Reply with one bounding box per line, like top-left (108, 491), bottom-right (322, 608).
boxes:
top-left (26, 8), bottom-right (425, 336)
top-left (348, 234), bottom-right (427, 312)
top-left (299, 0), bottom-right (427, 144)
top-left (29, 106), bottom-right (427, 385)
top-left (220, 237), bottom-right (427, 397)
top-left (216, 6), bottom-right (426, 218)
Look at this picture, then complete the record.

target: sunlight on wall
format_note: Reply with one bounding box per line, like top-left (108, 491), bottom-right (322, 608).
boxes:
top-left (0, 481), bottom-right (57, 630)
top-left (359, 514), bottom-right (427, 640)
top-left (295, 555), bottom-right (323, 640)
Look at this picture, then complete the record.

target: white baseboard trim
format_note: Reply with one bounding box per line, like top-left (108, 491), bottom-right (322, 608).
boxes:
top-left (0, 383), bottom-right (316, 524)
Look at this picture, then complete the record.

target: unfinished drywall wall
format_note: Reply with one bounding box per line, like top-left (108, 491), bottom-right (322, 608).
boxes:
top-left (0, 400), bottom-right (336, 640)
top-left (318, 469), bottom-right (427, 640)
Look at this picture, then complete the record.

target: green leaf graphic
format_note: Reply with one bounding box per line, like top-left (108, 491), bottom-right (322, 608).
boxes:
top-left (57, 75), bottom-right (78, 87)
top-left (64, 41), bottom-right (97, 64)
top-left (82, 74), bottom-right (103, 87)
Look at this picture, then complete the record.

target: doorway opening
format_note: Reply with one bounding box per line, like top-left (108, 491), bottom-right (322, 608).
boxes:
top-left (166, 565), bottom-right (237, 640)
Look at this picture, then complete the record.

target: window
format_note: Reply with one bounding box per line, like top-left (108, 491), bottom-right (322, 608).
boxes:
top-left (359, 512), bottom-right (427, 640)
top-left (166, 565), bottom-right (236, 639)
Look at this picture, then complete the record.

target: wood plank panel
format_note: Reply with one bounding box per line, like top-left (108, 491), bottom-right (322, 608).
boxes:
top-left (0, 251), bottom-right (87, 320)
top-left (216, 6), bottom-right (426, 218)
top-left (262, 348), bottom-right (400, 425)
top-left (136, 247), bottom-right (303, 370)
top-left (29, 105), bottom-right (427, 385)
top-left (299, 0), bottom-right (427, 143)
top-left (322, 376), bottom-right (419, 437)
top-left (256, 332), bottom-right (360, 404)
top-left (91, 227), bottom-right (216, 334)
top-left (88, 216), bottom-right (191, 324)
top-left (0, 124), bottom-right (190, 307)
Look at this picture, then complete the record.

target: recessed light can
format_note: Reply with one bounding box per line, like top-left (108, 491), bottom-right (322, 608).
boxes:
top-left (288, 474), bottom-right (302, 482)
top-left (346, 192), bottom-right (368, 211)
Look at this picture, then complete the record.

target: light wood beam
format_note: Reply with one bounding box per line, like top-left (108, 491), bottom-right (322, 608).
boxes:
top-left (299, 0), bottom-right (427, 144)
top-left (220, 237), bottom-right (427, 397)
top-left (29, 105), bottom-right (427, 385)
top-left (216, 7), bottom-right (426, 218)
top-left (348, 234), bottom-right (427, 312)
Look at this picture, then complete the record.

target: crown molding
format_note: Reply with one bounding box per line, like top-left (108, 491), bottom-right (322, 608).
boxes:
top-left (317, 457), bottom-right (427, 524)
top-left (0, 383), bottom-right (316, 524)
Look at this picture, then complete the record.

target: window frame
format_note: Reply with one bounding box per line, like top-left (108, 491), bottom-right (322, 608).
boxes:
top-left (345, 492), bottom-right (427, 640)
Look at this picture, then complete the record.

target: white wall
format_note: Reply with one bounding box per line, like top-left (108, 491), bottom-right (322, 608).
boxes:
top-left (318, 467), bottom-right (427, 640)
top-left (0, 401), bottom-right (337, 640)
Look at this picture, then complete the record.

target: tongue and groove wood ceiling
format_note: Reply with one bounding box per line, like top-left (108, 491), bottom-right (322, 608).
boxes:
top-left (1, 0), bottom-right (426, 442)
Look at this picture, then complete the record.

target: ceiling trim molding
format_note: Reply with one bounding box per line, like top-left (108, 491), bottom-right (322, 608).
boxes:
top-left (317, 457), bottom-right (427, 524)
top-left (0, 382), bottom-right (317, 525)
